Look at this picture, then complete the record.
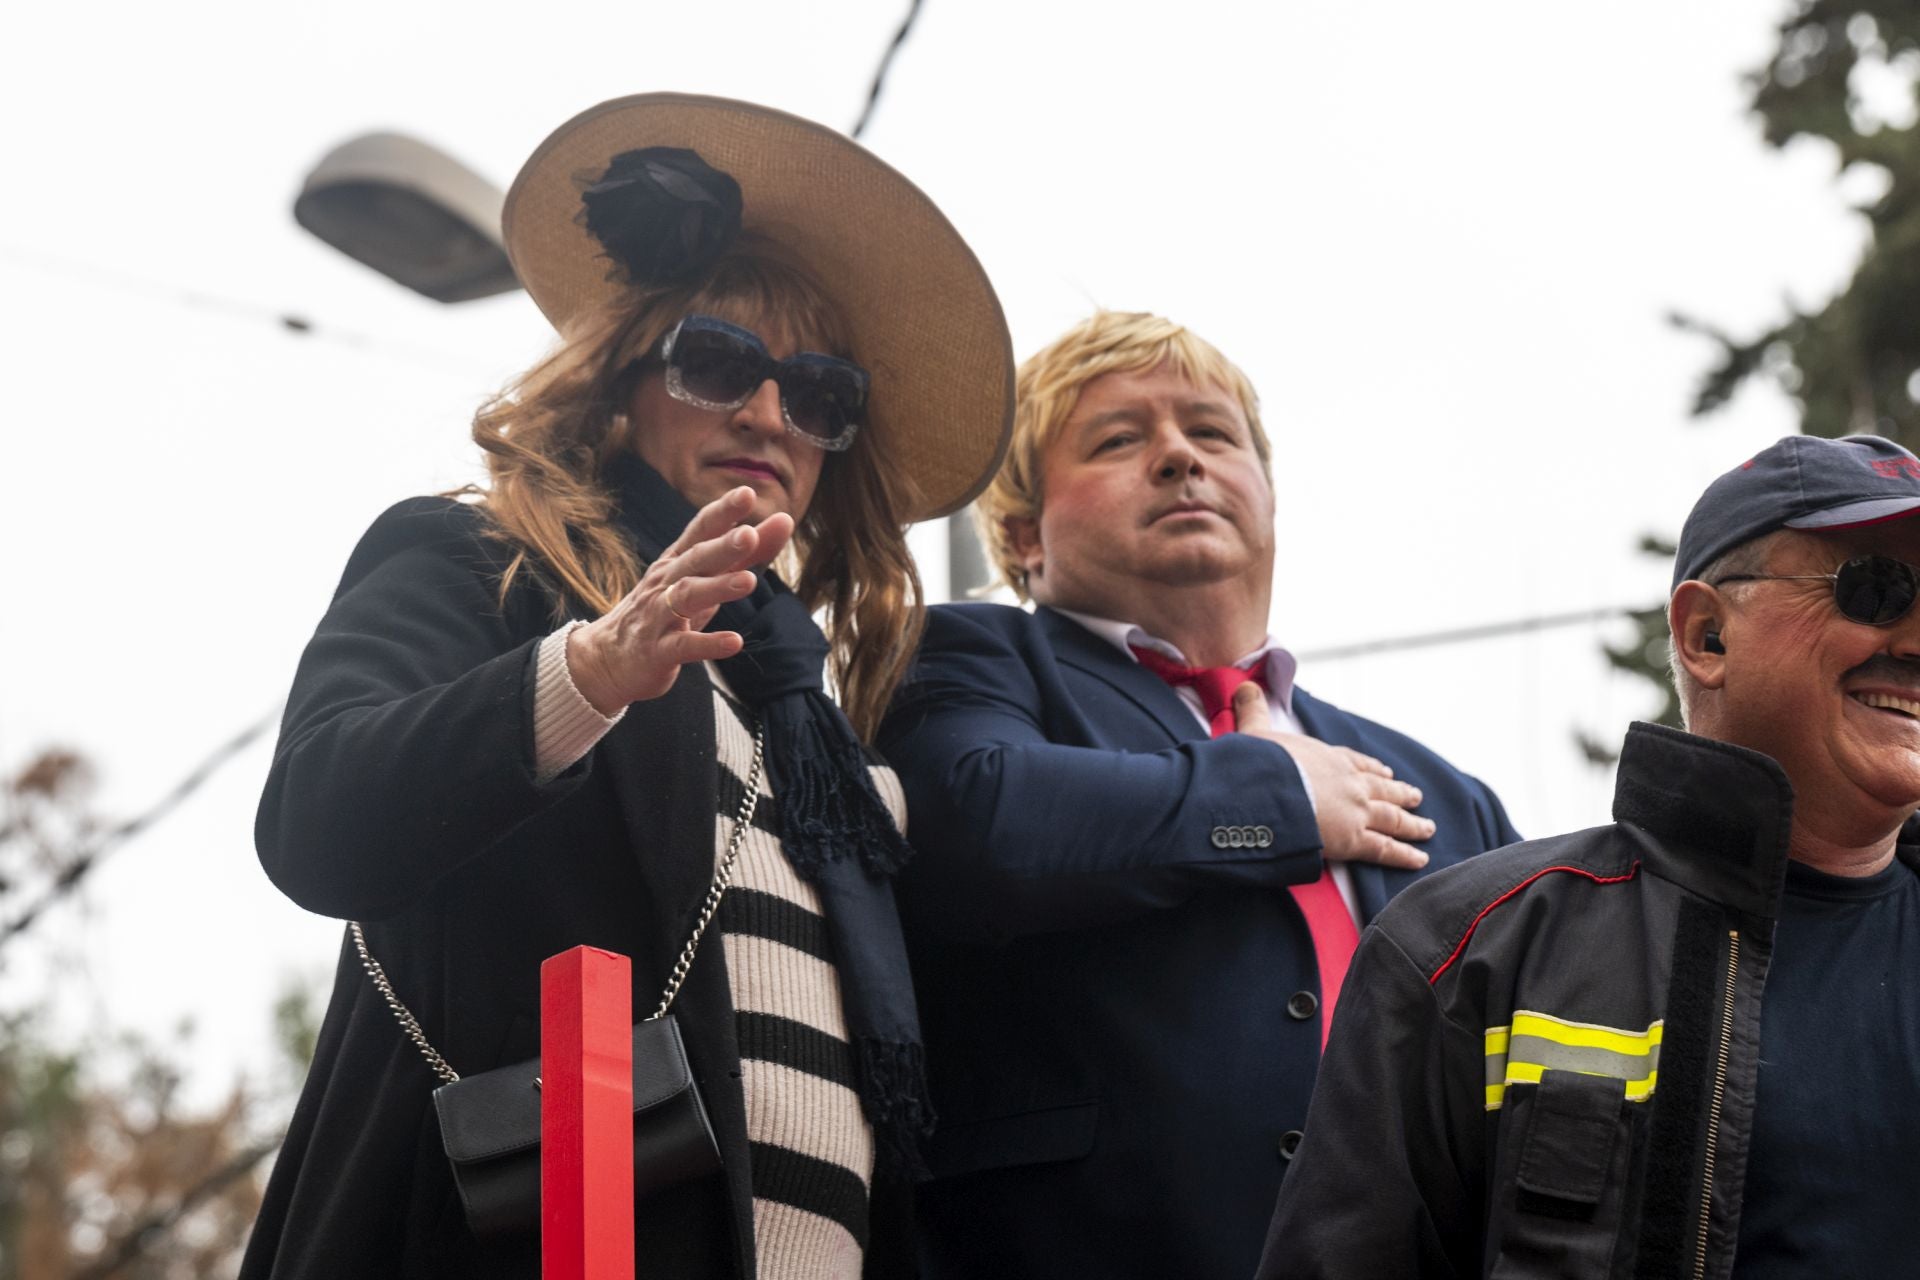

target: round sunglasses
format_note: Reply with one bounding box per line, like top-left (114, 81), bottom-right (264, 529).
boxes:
top-left (657, 314), bottom-right (868, 451)
top-left (1711, 555), bottom-right (1920, 626)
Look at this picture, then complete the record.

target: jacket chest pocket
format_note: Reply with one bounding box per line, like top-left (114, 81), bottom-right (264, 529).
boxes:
top-left (1488, 1069), bottom-right (1637, 1279)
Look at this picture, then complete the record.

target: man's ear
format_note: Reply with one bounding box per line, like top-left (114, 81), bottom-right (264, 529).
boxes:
top-left (1670, 581), bottom-right (1729, 691)
top-left (1005, 514), bottom-right (1044, 586)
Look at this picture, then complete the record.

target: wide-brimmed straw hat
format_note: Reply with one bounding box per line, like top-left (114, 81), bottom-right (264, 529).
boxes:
top-left (502, 92), bottom-right (1013, 522)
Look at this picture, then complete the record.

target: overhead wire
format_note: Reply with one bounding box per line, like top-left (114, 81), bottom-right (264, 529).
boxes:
top-left (851, 0), bottom-right (926, 139)
top-left (2, 0), bottom-right (1668, 948)
top-left (6, 12), bottom-right (1678, 1250)
top-left (0, 710), bottom-right (280, 953)
top-left (0, 243), bottom-right (500, 377)
top-left (1, 594), bottom-right (1663, 953)
top-left (14, 12), bottom-right (962, 1266)
top-left (1296, 602), bottom-right (1661, 664)
top-left (0, 9), bottom-right (1633, 1272)
top-left (3, 0), bottom-right (947, 956)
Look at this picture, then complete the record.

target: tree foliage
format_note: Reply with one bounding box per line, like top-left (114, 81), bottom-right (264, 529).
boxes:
top-left (1595, 0), bottom-right (1920, 761)
top-left (0, 1013), bottom-right (273, 1280)
top-left (0, 750), bottom-right (306, 1280)
top-left (1683, 0), bottom-right (1920, 446)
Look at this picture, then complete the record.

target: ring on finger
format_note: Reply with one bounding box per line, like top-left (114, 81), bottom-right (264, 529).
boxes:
top-left (665, 581), bottom-right (695, 622)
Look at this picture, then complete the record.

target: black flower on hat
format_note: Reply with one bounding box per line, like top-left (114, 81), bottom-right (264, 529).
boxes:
top-left (578, 147), bottom-right (743, 287)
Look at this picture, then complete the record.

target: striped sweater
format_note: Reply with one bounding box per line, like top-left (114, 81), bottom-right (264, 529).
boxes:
top-left (710, 673), bottom-right (896, 1279)
top-left (532, 629), bottom-right (894, 1277)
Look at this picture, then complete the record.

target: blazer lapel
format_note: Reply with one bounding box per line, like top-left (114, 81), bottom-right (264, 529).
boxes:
top-left (1039, 607), bottom-right (1201, 745)
top-left (1290, 686), bottom-right (1359, 753)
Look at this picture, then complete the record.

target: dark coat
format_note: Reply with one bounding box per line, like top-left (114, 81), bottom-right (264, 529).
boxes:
top-left (1258, 722), bottom-right (1920, 1280)
top-left (874, 602), bottom-right (1520, 1280)
top-left (241, 498), bottom-right (771, 1279)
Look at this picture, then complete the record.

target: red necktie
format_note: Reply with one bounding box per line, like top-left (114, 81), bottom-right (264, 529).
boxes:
top-left (1130, 645), bottom-right (1359, 1051)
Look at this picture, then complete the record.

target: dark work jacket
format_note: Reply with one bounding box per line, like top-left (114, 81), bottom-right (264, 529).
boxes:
top-left (239, 499), bottom-right (909, 1280)
top-left (1259, 721), bottom-right (1920, 1280)
top-left (874, 603), bottom-right (1519, 1280)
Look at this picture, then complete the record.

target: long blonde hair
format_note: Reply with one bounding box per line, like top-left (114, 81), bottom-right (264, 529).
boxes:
top-left (465, 245), bottom-right (924, 738)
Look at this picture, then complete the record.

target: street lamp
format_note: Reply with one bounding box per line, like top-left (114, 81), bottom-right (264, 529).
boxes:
top-left (294, 132), bottom-right (519, 303)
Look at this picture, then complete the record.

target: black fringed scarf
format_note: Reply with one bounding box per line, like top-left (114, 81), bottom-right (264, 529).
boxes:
top-left (606, 454), bottom-right (933, 1175)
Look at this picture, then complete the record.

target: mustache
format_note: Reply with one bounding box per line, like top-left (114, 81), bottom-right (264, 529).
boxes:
top-left (1846, 654), bottom-right (1920, 693)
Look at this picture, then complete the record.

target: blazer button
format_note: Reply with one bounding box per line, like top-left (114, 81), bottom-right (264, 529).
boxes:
top-left (1279, 1129), bottom-right (1305, 1161)
top-left (1211, 827), bottom-right (1230, 849)
top-left (1286, 990), bottom-right (1318, 1021)
top-left (1255, 825), bottom-right (1274, 848)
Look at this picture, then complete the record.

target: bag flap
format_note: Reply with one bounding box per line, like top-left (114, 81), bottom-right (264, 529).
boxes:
top-left (435, 1056), bottom-right (543, 1164)
top-left (434, 1016), bottom-right (698, 1165)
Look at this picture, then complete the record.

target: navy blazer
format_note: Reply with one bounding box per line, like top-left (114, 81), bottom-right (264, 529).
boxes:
top-left (876, 603), bottom-right (1520, 1280)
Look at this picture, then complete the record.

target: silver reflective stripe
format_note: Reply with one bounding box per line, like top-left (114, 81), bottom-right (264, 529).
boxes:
top-left (1484, 1011), bottom-right (1662, 1109)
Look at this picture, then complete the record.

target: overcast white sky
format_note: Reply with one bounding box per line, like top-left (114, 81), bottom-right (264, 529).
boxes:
top-left (0, 0), bottom-right (1883, 1108)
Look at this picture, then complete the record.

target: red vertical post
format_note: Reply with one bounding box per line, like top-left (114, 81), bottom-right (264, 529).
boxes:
top-left (542, 946), bottom-right (634, 1280)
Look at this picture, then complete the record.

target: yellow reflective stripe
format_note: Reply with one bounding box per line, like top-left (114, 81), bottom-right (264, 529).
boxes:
top-left (1483, 1012), bottom-right (1663, 1111)
top-left (1503, 1061), bottom-right (1658, 1099)
top-left (1509, 1011), bottom-right (1663, 1056)
top-left (1486, 1075), bottom-right (1659, 1107)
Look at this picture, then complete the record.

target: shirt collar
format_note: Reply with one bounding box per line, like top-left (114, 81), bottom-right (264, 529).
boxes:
top-left (1050, 607), bottom-right (1301, 714)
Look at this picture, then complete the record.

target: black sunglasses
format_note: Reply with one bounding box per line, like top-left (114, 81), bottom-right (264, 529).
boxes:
top-left (657, 314), bottom-right (867, 451)
top-left (1711, 555), bottom-right (1920, 626)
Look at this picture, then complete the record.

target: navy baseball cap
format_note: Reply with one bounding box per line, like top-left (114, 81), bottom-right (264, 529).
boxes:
top-left (1673, 435), bottom-right (1920, 588)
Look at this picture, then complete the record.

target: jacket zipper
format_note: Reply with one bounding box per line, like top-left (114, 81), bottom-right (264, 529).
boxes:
top-left (1692, 928), bottom-right (1740, 1280)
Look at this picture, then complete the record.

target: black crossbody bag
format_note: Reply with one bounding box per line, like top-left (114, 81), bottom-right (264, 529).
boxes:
top-left (351, 721), bottom-right (765, 1237)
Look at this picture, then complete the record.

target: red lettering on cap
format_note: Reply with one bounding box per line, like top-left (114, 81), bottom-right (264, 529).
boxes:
top-left (1869, 458), bottom-right (1920, 479)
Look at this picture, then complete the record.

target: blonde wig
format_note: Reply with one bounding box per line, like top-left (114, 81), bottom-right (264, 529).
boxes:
top-left (464, 242), bottom-right (923, 738)
top-left (976, 311), bottom-right (1270, 600)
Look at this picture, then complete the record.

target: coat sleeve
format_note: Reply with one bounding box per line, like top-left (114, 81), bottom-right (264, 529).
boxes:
top-left (876, 605), bottom-right (1323, 944)
top-left (1255, 926), bottom-right (1485, 1279)
top-left (255, 500), bottom-right (591, 922)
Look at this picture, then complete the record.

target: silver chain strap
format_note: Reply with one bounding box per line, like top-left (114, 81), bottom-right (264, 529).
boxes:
top-left (351, 718), bottom-right (766, 1085)
top-left (351, 918), bottom-right (461, 1083)
top-left (650, 719), bottom-right (764, 1021)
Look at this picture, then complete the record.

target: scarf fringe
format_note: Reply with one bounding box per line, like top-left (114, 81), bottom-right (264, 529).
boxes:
top-left (608, 456), bottom-right (932, 1139)
top-left (777, 707), bottom-right (916, 880)
top-left (858, 1036), bottom-right (935, 1180)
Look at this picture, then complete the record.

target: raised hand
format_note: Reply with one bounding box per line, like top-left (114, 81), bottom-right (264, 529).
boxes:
top-left (1231, 683), bottom-right (1434, 869)
top-left (566, 486), bottom-right (794, 714)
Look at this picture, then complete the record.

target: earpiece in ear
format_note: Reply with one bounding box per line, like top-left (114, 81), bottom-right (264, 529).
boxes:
top-left (1704, 630), bottom-right (1725, 655)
